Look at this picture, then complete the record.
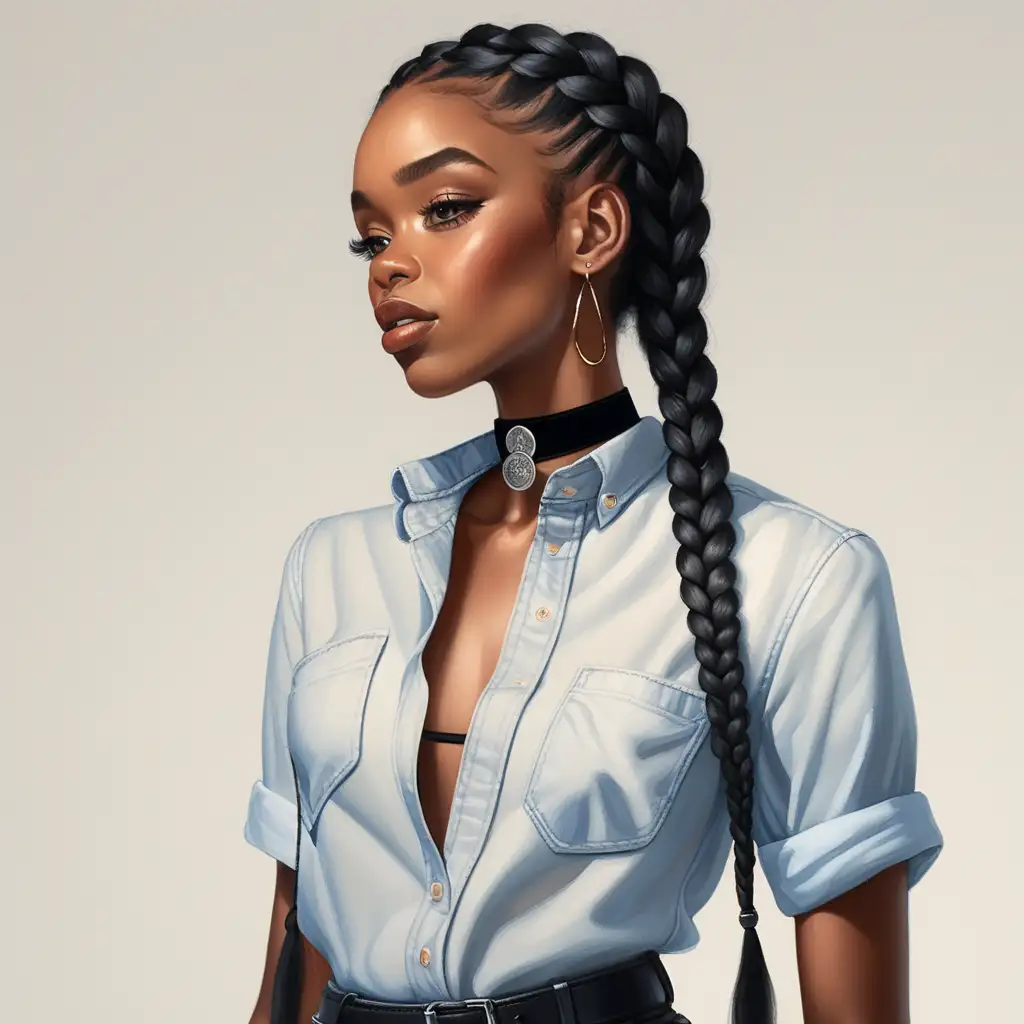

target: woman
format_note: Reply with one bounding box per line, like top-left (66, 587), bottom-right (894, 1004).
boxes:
top-left (243, 23), bottom-right (943, 1024)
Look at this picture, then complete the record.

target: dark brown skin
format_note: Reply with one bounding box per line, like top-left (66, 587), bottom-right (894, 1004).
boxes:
top-left (248, 862), bottom-right (334, 1024)
top-left (248, 80), bottom-right (911, 1024)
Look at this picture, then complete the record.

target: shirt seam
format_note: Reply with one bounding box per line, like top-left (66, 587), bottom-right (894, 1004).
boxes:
top-left (403, 461), bottom-right (496, 505)
top-left (727, 481), bottom-right (850, 533)
top-left (288, 516), bottom-right (323, 626)
top-left (755, 527), bottom-right (868, 702)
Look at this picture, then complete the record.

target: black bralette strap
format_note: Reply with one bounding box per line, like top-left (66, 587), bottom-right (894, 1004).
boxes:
top-left (422, 729), bottom-right (467, 744)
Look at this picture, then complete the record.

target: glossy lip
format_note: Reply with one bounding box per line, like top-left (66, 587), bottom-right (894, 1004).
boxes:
top-left (374, 296), bottom-right (438, 356)
top-left (381, 318), bottom-right (437, 355)
top-left (374, 296), bottom-right (437, 332)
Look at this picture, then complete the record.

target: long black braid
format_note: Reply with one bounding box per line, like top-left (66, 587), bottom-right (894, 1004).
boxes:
top-left (375, 24), bottom-right (775, 1024)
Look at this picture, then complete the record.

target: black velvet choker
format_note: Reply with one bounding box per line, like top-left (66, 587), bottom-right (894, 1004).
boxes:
top-left (493, 388), bottom-right (640, 491)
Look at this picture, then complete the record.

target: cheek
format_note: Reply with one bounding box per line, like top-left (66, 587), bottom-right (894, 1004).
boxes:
top-left (441, 204), bottom-right (561, 339)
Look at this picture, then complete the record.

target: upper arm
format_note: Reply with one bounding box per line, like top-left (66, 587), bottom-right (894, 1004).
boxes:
top-left (748, 532), bottom-right (939, 1020)
top-left (750, 531), bottom-right (943, 919)
top-left (244, 521), bottom-right (319, 868)
top-left (243, 523), bottom-right (333, 1021)
top-left (794, 860), bottom-right (910, 1023)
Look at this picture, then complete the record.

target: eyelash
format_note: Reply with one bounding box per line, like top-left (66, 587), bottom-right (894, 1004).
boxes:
top-left (347, 196), bottom-right (484, 261)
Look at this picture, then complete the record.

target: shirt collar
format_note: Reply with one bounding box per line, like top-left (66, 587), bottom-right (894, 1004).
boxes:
top-left (389, 415), bottom-right (668, 542)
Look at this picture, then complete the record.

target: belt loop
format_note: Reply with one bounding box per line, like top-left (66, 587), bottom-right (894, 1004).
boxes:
top-left (314, 988), bottom-right (355, 1024)
top-left (552, 981), bottom-right (576, 1024)
top-left (645, 952), bottom-right (674, 1006)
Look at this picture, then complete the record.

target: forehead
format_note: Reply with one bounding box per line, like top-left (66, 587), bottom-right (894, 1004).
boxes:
top-left (352, 84), bottom-right (551, 187)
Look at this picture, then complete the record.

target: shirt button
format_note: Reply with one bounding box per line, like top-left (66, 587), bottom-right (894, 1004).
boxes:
top-left (547, 543), bottom-right (561, 554)
top-left (430, 881), bottom-right (443, 900)
top-left (561, 486), bottom-right (577, 497)
top-left (535, 606), bottom-right (551, 621)
top-left (602, 493), bottom-right (617, 508)
top-left (512, 678), bottom-right (525, 686)
top-left (419, 947), bottom-right (431, 967)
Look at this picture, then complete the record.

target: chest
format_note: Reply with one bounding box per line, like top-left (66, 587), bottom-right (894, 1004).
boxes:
top-left (415, 513), bottom-right (538, 853)
top-left (420, 514), bottom-right (537, 731)
top-left (288, 499), bottom-right (749, 881)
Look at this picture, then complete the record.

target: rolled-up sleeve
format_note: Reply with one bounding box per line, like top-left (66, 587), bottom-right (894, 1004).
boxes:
top-left (242, 521), bottom-right (317, 868)
top-left (751, 530), bottom-right (943, 917)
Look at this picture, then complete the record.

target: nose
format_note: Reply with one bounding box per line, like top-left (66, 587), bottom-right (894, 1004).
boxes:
top-left (371, 246), bottom-right (420, 291)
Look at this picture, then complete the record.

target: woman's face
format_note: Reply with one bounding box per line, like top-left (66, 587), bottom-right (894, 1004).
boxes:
top-left (350, 83), bottom-right (599, 401)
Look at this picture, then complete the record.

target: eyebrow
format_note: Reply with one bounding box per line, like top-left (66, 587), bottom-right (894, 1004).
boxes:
top-left (350, 147), bottom-right (496, 212)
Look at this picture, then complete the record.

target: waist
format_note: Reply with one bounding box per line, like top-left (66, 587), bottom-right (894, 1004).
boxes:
top-left (315, 951), bottom-right (683, 1024)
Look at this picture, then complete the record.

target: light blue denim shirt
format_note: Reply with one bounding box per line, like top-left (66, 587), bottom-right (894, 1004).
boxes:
top-left (243, 415), bottom-right (943, 1001)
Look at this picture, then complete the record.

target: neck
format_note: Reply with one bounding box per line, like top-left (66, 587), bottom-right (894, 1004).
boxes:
top-left (467, 324), bottom-right (627, 522)
top-left (487, 336), bottom-right (625, 422)
top-left (494, 389), bottom-right (639, 462)
top-left (464, 388), bottom-right (639, 527)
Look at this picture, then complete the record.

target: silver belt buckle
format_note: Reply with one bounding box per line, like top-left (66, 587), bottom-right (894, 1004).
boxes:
top-left (464, 998), bottom-right (498, 1024)
top-left (424, 998), bottom-right (497, 1024)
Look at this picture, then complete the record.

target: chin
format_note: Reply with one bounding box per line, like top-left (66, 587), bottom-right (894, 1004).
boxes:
top-left (396, 349), bottom-right (478, 399)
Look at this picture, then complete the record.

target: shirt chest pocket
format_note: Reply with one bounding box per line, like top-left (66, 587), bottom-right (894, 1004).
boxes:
top-left (287, 630), bottom-right (388, 831)
top-left (524, 666), bottom-right (710, 854)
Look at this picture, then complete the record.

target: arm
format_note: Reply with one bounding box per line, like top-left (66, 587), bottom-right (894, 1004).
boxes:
top-left (794, 860), bottom-right (909, 1024)
top-left (750, 532), bottom-right (942, 1022)
top-left (243, 521), bottom-right (333, 1021)
top-left (248, 862), bottom-right (334, 1024)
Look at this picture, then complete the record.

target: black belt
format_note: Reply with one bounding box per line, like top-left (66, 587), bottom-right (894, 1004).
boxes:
top-left (314, 951), bottom-right (680, 1024)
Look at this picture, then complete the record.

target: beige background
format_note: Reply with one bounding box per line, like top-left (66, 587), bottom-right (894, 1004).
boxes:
top-left (2, 1), bottom-right (1020, 1021)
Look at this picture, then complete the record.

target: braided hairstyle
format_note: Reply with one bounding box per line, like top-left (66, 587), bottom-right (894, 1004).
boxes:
top-left (374, 24), bottom-right (775, 1024)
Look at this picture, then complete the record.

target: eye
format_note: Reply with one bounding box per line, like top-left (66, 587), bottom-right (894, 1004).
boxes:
top-left (347, 195), bottom-right (485, 262)
top-left (421, 196), bottom-right (484, 229)
top-left (347, 235), bottom-right (388, 261)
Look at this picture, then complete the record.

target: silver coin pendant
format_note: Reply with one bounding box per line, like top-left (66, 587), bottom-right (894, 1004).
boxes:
top-left (504, 425), bottom-right (537, 457)
top-left (502, 451), bottom-right (536, 491)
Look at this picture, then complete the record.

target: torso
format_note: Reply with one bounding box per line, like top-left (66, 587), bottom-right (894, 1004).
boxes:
top-left (418, 469), bottom-right (539, 856)
top-left (246, 418), bottom-right (922, 1000)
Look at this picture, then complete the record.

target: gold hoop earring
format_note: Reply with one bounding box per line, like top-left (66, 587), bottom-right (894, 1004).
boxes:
top-left (572, 261), bottom-right (607, 366)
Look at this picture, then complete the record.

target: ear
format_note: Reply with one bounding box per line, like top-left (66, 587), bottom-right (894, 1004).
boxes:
top-left (563, 180), bottom-right (631, 277)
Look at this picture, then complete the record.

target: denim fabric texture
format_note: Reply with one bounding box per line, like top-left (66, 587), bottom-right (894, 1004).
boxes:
top-left (243, 416), bottom-right (943, 1001)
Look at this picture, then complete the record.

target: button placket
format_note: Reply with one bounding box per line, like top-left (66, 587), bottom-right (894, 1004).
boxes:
top-left (440, 502), bottom-right (585, 904)
top-left (402, 522), bottom-right (462, 999)
top-left (539, 499), bottom-right (579, 560)
top-left (411, 497), bottom-right (588, 998)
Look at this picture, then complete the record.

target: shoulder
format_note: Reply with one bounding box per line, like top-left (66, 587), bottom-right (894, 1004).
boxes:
top-left (302, 502), bottom-right (399, 556)
top-left (721, 473), bottom-right (896, 670)
top-left (727, 471), bottom-right (853, 534)
top-left (638, 469), bottom-right (893, 681)
top-left (724, 470), bottom-right (884, 575)
top-left (281, 502), bottom-right (402, 596)
top-left (639, 465), bottom-right (881, 569)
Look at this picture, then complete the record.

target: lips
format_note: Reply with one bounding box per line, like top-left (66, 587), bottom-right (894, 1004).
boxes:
top-left (374, 297), bottom-right (438, 331)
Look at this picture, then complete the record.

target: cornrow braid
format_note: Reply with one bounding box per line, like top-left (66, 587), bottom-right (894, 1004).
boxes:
top-left (376, 24), bottom-right (775, 1024)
